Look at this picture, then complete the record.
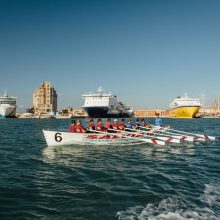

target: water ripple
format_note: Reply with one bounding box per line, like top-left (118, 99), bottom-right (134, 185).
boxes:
top-left (0, 118), bottom-right (220, 219)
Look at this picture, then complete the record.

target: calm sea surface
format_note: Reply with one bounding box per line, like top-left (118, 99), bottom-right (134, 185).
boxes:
top-left (0, 118), bottom-right (220, 220)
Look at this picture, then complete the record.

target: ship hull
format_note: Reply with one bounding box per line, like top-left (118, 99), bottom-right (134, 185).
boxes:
top-left (0, 106), bottom-right (16, 118)
top-left (83, 107), bottom-right (132, 118)
top-left (169, 106), bottom-right (200, 118)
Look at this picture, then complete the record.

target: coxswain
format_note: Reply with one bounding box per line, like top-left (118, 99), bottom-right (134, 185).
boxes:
top-left (69, 120), bottom-right (76, 132)
top-left (75, 120), bottom-right (86, 133)
top-left (88, 119), bottom-right (95, 131)
top-left (96, 119), bottom-right (106, 132)
top-left (155, 113), bottom-right (163, 127)
top-left (105, 118), bottom-right (112, 129)
top-left (112, 119), bottom-right (120, 130)
top-left (119, 118), bottom-right (126, 130)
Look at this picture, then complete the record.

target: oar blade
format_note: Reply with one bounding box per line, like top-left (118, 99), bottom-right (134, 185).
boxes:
top-left (166, 138), bottom-right (180, 143)
top-left (198, 134), bottom-right (216, 141)
top-left (140, 138), bottom-right (165, 146)
top-left (172, 135), bottom-right (194, 142)
top-left (207, 136), bottom-right (215, 141)
top-left (156, 136), bottom-right (180, 143)
top-left (193, 137), bottom-right (206, 142)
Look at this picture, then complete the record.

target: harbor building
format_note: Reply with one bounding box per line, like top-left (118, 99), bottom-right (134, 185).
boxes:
top-left (135, 109), bottom-right (170, 117)
top-left (33, 82), bottom-right (57, 114)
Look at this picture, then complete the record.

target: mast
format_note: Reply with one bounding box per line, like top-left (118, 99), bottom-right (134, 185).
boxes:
top-left (97, 86), bottom-right (104, 97)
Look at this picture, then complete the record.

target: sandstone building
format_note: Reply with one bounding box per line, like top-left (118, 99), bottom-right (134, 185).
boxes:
top-left (33, 82), bottom-right (57, 114)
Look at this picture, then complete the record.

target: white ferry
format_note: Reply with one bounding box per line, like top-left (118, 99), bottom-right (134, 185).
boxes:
top-left (0, 91), bottom-right (17, 118)
top-left (169, 93), bottom-right (201, 118)
top-left (82, 87), bottom-right (134, 118)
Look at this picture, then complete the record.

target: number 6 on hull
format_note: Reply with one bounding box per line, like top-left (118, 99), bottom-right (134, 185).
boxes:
top-left (55, 133), bottom-right (62, 142)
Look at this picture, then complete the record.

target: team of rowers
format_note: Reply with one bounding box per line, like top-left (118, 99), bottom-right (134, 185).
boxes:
top-left (69, 113), bottom-right (163, 133)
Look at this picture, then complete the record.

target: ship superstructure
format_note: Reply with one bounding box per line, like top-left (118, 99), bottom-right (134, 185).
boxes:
top-left (169, 93), bottom-right (201, 118)
top-left (0, 91), bottom-right (17, 118)
top-left (82, 87), bottom-right (134, 118)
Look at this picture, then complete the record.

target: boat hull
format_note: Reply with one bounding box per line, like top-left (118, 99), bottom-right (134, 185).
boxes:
top-left (169, 106), bottom-right (200, 118)
top-left (43, 130), bottom-right (141, 147)
top-left (82, 107), bottom-right (132, 118)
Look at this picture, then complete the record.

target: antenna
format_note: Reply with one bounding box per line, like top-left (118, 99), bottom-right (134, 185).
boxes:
top-left (4, 90), bottom-right (7, 97)
top-left (184, 93), bottom-right (188, 98)
top-left (97, 86), bottom-right (104, 94)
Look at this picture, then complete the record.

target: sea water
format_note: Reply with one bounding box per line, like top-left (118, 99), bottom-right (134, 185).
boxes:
top-left (0, 118), bottom-right (219, 219)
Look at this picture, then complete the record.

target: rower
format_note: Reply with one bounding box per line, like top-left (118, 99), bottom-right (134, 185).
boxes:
top-left (105, 118), bottom-right (113, 129)
top-left (125, 119), bottom-right (134, 130)
top-left (140, 118), bottom-right (150, 128)
top-left (75, 119), bottom-right (86, 133)
top-left (119, 118), bottom-right (126, 130)
top-left (134, 118), bottom-right (140, 129)
top-left (155, 113), bottom-right (163, 127)
top-left (96, 119), bottom-right (106, 132)
top-left (69, 120), bottom-right (76, 133)
top-left (112, 119), bottom-right (120, 130)
top-left (88, 119), bottom-right (95, 131)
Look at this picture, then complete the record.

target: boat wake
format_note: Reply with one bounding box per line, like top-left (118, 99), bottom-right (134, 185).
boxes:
top-left (200, 183), bottom-right (220, 210)
top-left (116, 183), bottom-right (220, 220)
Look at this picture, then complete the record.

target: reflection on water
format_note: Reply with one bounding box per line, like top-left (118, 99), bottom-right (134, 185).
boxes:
top-left (43, 145), bottom-right (87, 160)
top-left (42, 140), bottom-right (197, 167)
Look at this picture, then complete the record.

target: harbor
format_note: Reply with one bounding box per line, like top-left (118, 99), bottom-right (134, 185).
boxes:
top-left (2, 82), bottom-right (220, 119)
top-left (1, 84), bottom-right (219, 219)
top-left (1, 0), bottom-right (220, 219)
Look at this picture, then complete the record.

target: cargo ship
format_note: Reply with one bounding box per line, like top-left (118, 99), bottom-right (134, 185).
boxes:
top-left (169, 94), bottom-right (201, 118)
top-left (0, 91), bottom-right (17, 118)
top-left (82, 87), bottom-right (134, 118)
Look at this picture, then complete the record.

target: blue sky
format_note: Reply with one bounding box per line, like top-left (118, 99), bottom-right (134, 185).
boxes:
top-left (0, 0), bottom-right (220, 110)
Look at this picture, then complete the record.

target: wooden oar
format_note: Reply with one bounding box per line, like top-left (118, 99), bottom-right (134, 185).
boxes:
top-left (166, 128), bottom-right (215, 141)
top-left (123, 128), bottom-right (180, 144)
top-left (138, 126), bottom-right (196, 142)
top-left (152, 127), bottom-right (212, 141)
top-left (105, 129), bottom-right (165, 146)
top-left (139, 126), bottom-right (215, 141)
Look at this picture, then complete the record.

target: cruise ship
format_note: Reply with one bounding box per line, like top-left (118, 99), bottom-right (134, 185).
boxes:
top-left (82, 87), bottom-right (134, 118)
top-left (169, 94), bottom-right (201, 118)
top-left (0, 91), bottom-right (17, 118)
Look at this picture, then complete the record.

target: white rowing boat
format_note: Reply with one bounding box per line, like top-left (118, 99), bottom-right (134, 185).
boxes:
top-left (43, 130), bottom-right (165, 147)
top-left (43, 125), bottom-right (215, 147)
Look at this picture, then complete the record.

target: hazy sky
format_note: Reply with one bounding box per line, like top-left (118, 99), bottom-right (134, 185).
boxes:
top-left (0, 0), bottom-right (220, 110)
